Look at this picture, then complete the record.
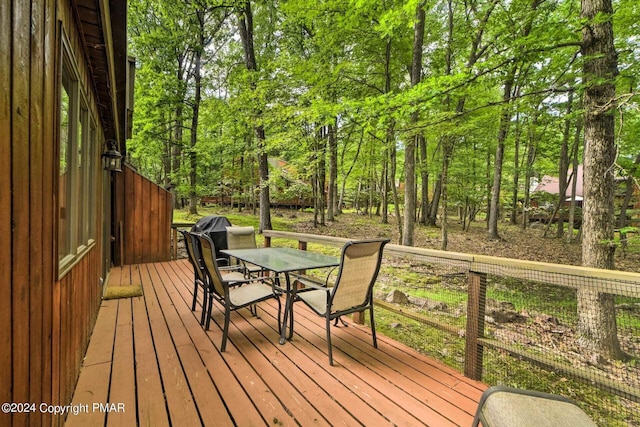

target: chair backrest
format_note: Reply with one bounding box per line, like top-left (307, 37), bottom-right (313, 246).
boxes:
top-left (226, 226), bottom-right (257, 249)
top-left (180, 229), bottom-right (206, 283)
top-left (196, 233), bottom-right (227, 298)
top-left (330, 239), bottom-right (389, 313)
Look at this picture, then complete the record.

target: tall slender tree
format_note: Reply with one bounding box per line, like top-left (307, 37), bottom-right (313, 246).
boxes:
top-left (403, 1), bottom-right (426, 247)
top-left (237, 0), bottom-right (272, 232)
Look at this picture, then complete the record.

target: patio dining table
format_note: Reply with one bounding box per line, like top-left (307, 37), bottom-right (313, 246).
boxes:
top-left (221, 247), bottom-right (340, 344)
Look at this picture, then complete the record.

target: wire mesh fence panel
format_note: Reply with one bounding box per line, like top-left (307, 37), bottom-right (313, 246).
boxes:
top-left (476, 266), bottom-right (640, 426)
top-left (374, 253), bottom-right (471, 373)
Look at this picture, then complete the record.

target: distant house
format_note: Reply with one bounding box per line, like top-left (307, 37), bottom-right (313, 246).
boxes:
top-left (528, 165), bottom-right (582, 223)
top-left (204, 157), bottom-right (312, 208)
top-left (530, 165), bottom-right (640, 225)
top-left (533, 165), bottom-right (583, 202)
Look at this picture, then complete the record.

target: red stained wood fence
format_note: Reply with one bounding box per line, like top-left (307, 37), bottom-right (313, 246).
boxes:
top-left (114, 165), bottom-right (173, 265)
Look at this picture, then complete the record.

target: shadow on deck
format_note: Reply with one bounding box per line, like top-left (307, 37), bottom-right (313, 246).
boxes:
top-left (65, 260), bottom-right (486, 426)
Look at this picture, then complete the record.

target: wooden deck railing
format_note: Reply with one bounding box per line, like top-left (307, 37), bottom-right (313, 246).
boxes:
top-left (170, 222), bottom-right (196, 260)
top-left (262, 229), bottom-right (640, 414)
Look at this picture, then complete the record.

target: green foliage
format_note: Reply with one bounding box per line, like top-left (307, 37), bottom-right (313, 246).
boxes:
top-left (128, 0), bottom-right (639, 235)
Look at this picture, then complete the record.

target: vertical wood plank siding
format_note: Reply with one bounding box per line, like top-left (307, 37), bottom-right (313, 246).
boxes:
top-left (120, 165), bottom-right (173, 265)
top-left (1, 1), bottom-right (107, 426)
top-left (12, 4), bottom-right (33, 427)
top-left (30, 1), bottom-right (46, 425)
top-left (0, 1), bottom-right (13, 424)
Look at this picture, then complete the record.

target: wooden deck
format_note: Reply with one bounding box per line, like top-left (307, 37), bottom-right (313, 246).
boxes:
top-left (65, 259), bottom-right (486, 426)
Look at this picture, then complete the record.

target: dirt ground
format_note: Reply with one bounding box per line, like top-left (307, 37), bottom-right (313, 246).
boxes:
top-left (282, 210), bottom-right (640, 272)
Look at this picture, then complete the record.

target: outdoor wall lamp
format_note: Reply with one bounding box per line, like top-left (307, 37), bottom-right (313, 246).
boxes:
top-left (102, 139), bottom-right (123, 172)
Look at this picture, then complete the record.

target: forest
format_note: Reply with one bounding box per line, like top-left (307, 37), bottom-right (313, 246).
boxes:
top-left (127, 0), bottom-right (638, 248)
top-left (125, 0), bottom-right (638, 376)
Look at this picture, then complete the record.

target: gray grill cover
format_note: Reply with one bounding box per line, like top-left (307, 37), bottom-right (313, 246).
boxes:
top-left (191, 215), bottom-right (232, 261)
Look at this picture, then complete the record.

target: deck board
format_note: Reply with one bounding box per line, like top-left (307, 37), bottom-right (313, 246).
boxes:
top-left (107, 300), bottom-right (137, 427)
top-left (131, 294), bottom-right (170, 427)
top-left (138, 262), bottom-right (202, 426)
top-left (66, 259), bottom-right (486, 426)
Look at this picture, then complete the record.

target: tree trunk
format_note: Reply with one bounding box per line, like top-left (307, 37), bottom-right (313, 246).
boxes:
top-left (315, 126), bottom-right (326, 226)
top-left (390, 130), bottom-right (403, 242)
top-left (522, 139), bottom-right (536, 228)
top-left (510, 112), bottom-right (522, 225)
top-left (172, 104), bottom-right (183, 209)
top-left (327, 120), bottom-right (338, 221)
top-left (566, 119), bottom-right (582, 241)
top-left (368, 141), bottom-right (375, 218)
top-left (487, 72), bottom-right (513, 240)
top-left (238, 1), bottom-right (271, 232)
top-left (578, 0), bottom-right (622, 361)
top-left (488, 0), bottom-right (540, 237)
top-left (381, 152), bottom-right (388, 224)
top-left (381, 38), bottom-right (392, 226)
top-left (188, 10), bottom-right (206, 216)
top-left (556, 90), bottom-right (575, 237)
top-left (339, 129), bottom-right (363, 212)
top-left (419, 136), bottom-right (429, 225)
top-left (428, 174), bottom-right (442, 226)
top-left (402, 2), bottom-right (425, 246)
top-left (441, 146), bottom-right (452, 250)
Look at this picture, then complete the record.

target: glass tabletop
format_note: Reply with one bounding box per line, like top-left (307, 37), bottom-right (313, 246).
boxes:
top-left (220, 247), bottom-right (339, 273)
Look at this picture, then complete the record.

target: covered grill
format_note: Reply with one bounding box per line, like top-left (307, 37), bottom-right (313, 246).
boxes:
top-left (191, 215), bottom-right (232, 262)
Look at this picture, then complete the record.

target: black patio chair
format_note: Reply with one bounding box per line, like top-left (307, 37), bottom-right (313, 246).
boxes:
top-left (225, 225), bottom-right (264, 278)
top-left (293, 239), bottom-right (389, 365)
top-left (197, 233), bottom-right (282, 352)
top-left (179, 229), bottom-right (209, 323)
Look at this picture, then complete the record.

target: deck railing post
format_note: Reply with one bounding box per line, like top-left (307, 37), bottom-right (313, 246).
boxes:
top-left (352, 312), bottom-right (364, 325)
top-left (264, 236), bottom-right (271, 247)
top-left (172, 226), bottom-right (178, 260)
top-left (297, 241), bottom-right (307, 276)
top-left (465, 270), bottom-right (487, 380)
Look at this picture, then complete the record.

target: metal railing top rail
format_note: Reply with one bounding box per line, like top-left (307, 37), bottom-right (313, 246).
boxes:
top-left (262, 230), bottom-right (640, 296)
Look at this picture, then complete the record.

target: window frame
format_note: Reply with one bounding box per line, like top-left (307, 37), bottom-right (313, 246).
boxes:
top-left (58, 32), bottom-right (99, 278)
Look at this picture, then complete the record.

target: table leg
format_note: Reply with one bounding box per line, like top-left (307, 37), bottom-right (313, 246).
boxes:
top-left (279, 272), bottom-right (295, 345)
top-left (287, 272), bottom-right (296, 340)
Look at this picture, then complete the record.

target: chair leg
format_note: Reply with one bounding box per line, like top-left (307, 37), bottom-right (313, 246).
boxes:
top-left (369, 307), bottom-right (377, 348)
top-left (205, 293), bottom-right (214, 330)
top-left (191, 277), bottom-right (198, 311)
top-left (333, 316), bottom-right (348, 327)
top-left (326, 316), bottom-right (334, 366)
top-left (221, 309), bottom-right (231, 352)
top-left (200, 289), bottom-right (208, 325)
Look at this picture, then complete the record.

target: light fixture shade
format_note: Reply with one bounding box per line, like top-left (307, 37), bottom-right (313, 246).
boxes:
top-left (102, 139), bottom-right (123, 172)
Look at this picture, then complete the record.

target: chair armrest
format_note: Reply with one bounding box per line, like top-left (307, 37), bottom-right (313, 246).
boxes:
top-left (222, 275), bottom-right (272, 286)
top-left (219, 264), bottom-right (244, 272)
top-left (292, 276), bottom-right (330, 291)
top-left (291, 265), bottom-right (338, 289)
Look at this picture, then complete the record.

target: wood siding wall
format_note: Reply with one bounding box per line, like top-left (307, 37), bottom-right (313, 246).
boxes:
top-left (1, 1), bottom-right (108, 425)
top-left (115, 165), bottom-right (173, 265)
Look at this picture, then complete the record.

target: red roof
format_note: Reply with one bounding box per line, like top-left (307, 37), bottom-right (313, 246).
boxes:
top-left (532, 165), bottom-right (583, 198)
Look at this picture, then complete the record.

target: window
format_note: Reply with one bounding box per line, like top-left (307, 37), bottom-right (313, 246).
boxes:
top-left (86, 120), bottom-right (97, 242)
top-left (58, 36), bottom-right (98, 275)
top-left (58, 58), bottom-right (77, 264)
